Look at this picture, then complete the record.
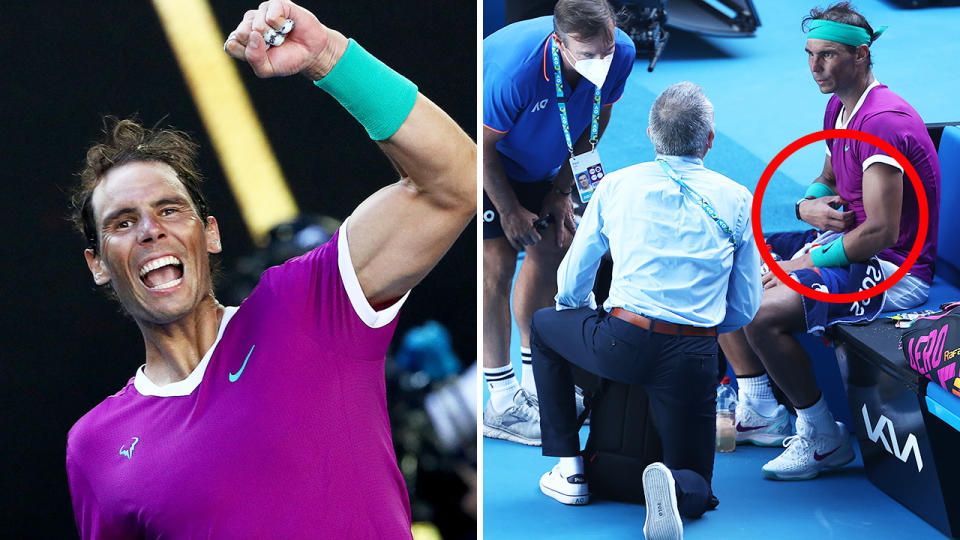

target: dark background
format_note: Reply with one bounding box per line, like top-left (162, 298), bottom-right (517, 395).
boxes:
top-left (0, 1), bottom-right (475, 535)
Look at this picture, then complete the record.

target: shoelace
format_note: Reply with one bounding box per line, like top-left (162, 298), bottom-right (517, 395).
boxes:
top-left (515, 389), bottom-right (539, 409)
top-left (512, 390), bottom-right (539, 420)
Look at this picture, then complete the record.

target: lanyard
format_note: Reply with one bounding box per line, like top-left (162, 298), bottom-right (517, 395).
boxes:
top-left (551, 36), bottom-right (601, 154)
top-left (657, 159), bottom-right (739, 248)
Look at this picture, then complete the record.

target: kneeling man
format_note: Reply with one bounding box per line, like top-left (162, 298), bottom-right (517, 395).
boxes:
top-left (530, 82), bottom-right (761, 539)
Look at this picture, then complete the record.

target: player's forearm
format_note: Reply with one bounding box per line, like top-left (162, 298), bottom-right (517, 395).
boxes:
top-left (376, 96), bottom-right (476, 213)
top-left (310, 38), bottom-right (474, 213)
top-left (811, 175), bottom-right (836, 193)
top-left (840, 218), bottom-right (900, 262)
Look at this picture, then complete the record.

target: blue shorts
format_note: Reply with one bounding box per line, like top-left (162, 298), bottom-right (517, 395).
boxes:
top-left (765, 231), bottom-right (886, 335)
top-left (482, 178), bottom-right (552, 240)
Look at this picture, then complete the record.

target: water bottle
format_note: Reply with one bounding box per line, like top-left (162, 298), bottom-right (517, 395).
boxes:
top-left (716, 377), bottom-right (737, 453)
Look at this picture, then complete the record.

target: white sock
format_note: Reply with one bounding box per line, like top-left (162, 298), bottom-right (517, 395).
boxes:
top-left (796, 395), bottom-right (836, 437)
top-left (485, 364), bottom-right (521, 412)
top-left (520, 347), bottom-right (537, 397)
top-left (736, 373), bottom-right (779, 417)
top-left (558, 456), bottom-right (584, 478)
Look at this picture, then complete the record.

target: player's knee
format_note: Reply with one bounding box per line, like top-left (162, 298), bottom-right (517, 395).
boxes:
top-left (746, 302), bottom-right (788, 340)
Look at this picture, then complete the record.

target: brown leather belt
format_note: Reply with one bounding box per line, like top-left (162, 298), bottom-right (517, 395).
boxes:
top-left (610, 307), bottom-right (717, 337)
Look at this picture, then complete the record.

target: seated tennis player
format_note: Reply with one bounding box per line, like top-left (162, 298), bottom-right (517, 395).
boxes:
top-left (719, 1), bottom-right (940, 481)
top-left (64, 0), bottom-right (475, 536)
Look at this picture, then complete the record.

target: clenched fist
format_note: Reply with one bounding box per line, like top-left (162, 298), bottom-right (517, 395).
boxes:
top-left (223, 0), bottom-right (349, 80)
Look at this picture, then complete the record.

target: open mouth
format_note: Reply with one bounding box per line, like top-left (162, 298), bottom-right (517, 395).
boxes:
top-left (139, 255), bottom-right (184, 290)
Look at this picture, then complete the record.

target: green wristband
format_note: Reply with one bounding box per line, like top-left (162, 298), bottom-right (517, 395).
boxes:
top-left (804, 182), bottom-right (836, 199)
top-left (810, 237), bottom-right (850, 268)
top-left (313, 39), bottom-right (418, 141)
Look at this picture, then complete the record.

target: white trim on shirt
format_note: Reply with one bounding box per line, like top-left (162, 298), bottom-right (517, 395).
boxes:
top-left (862, 154), bottom-right (903, 172)
top-left (132, 220), bottom-right (408, 395)
top-left (133, 306), bottom-right (239, 397)
top-left (826, 79), bottom-right (882, 156)
top-left (835, 79), bottom-right (881, 130)
top-left (338, 217), bottom-right (410, 329)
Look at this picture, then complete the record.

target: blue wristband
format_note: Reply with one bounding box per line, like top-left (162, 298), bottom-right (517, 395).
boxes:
top-left (313, 39), bottom-right (418, 141)
top-left (810, 237), bottom-right (850, 267)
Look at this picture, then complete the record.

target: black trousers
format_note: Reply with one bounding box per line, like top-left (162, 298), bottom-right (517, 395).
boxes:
top-left (531, 306), bottom-right (717, 518)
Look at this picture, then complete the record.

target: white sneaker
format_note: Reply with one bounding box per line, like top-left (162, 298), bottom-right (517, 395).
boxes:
top-left (642, 462), bottom-right (683, 540)
top-left (761, 419), bottom-right (855, 481)
top-left (539, 464), bottom-right (589, 505)
top-left (736, 402), bottom-right (792, 447)
top-left (483, 388), bottom-right (541, 446)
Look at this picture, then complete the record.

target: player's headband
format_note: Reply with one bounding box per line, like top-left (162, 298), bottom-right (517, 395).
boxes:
top-left (807, 20), bottom-right (887, 47)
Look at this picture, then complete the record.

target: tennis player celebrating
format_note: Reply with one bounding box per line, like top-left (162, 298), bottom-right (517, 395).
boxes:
top-left (65, 1), bottom-right (475, 537)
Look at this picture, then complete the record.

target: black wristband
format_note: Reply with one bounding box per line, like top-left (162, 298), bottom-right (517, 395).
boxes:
top-left (795, 197), bottom-right (814, 221)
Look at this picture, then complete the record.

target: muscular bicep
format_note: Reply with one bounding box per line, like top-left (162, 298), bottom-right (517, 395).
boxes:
top-left (346, 95), bottom-right (476, 307)
top-left (861, 162), bottom-right (903, 242)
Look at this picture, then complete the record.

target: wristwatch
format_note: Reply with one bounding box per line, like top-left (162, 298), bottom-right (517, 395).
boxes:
top-left (795, 197), bottom-right (814, 221)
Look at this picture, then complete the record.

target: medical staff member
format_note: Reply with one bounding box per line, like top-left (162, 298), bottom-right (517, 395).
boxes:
top-left (531, 82), bottom-right (761, 540)
top-left (482, 0), bottom-right (635, 446)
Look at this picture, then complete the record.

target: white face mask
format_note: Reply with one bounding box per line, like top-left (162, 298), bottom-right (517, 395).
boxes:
top-left (561, 43), bottom-right (614, 88)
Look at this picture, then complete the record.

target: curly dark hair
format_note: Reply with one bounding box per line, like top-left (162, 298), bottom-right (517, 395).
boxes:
top-left (802, 2), bottom-right (875, 63)
top-left (70, 117), bottom-right (210, 254)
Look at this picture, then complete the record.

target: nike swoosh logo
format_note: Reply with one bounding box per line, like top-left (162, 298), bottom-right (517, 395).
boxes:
top-left (229, 345), bottom-right (255, 383)
top-left (736, 422), bottom-right (768, 432)
top-left (822, 244), bottom-right (833, 253)
top-left (814, 446), bottom-right (841, 461)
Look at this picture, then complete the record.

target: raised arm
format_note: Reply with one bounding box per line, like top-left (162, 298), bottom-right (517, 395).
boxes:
top-left (225, 0), bottom-right (475, 306)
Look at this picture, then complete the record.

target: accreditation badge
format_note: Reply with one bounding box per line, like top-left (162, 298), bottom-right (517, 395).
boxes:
top-left (570, 148), bottom-right (604, 203)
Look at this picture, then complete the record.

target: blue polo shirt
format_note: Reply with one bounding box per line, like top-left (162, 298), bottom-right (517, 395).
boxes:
top-left (483, 16), bottom-right (635, 183)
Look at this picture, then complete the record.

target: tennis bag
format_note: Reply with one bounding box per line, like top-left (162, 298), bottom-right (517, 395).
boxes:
top-left (901, 301), bottom-right (960, 396)
top-left (574, 370), bottom-right (663, 504)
